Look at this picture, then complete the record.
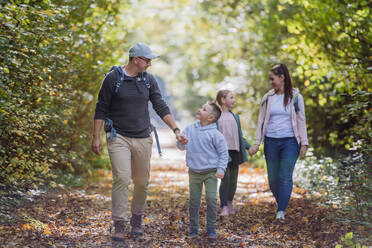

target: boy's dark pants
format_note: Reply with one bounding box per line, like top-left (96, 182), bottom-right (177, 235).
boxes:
top-left (188, 169), bottom-right (217, 232)
top-left (219, 150), bottom-right (240, 207)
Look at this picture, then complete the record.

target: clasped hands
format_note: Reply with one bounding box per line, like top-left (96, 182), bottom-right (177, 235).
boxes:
top-left (176, 133), bottom-right (188, 145)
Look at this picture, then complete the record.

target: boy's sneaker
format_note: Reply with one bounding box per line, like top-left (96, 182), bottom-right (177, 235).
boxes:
top-left (276, 211), bottom-right (285, 220)
top-left (189, 227), bottom-right (198, 237)
top-left (220, 206), bottom-right (229, 216)
top-left (227, 201), bottom-right (236, 215)
top-left (130, 214), bottom-right (143, 236)
top-left (207, 228), bottom-right (217, 241)
top-left (111, 220), bottom-right (125, 241)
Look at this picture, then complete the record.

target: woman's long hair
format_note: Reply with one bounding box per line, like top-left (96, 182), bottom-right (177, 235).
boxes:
top-left (270, 64), bottom-right (293, 107)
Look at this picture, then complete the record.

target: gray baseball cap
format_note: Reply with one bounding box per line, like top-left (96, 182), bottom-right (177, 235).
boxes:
top-left (129, 42), bottom-right (159, 59)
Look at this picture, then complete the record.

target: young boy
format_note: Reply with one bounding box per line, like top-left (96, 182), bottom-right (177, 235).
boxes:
top-left (177, 101), bottom-right (228, 240)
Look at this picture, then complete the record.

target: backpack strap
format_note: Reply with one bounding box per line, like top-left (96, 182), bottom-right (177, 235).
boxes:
top-left (111, 66), bottom-right (151, 95)
top-left (261, 96), bottom-right (269, 107)
top-left (262, 93), bottom-right (300, 113)
top-left (143, 72), bottom-right (151, 89)
top-left (104, 117), bottom-right (116, 142)
top-left (260, 95), bottom-right (271, 132)
top-left (293, 93), bottom-right (299, 113)
top-left (133, 71), bottom-right (150, 94)
top-left (151, 124), bottom-right (162, 156)
top-left (103, 66), bottom-right (123, 142)
top-left (104, 66), bottom-right (161, 155)
top-left (108, 65), bottom-right (124, 93)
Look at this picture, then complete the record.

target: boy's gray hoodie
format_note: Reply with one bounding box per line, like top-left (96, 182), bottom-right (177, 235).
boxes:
top-left (177, 121), bottom-right (228, 174)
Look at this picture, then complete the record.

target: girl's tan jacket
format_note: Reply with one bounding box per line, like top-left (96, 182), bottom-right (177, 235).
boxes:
top-left (254, 88), bottom-right (309, 146)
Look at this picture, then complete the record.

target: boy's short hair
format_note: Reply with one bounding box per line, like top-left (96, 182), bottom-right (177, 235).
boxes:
top-left (208, 101), bottom-right (222, 122)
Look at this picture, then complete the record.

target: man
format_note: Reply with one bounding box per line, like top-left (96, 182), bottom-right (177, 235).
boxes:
top-left (92, 42), bottom-right (184, 241)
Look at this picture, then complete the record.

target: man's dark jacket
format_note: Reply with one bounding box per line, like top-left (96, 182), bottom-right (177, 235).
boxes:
top-left (94, 70), bottom-right (170, 138)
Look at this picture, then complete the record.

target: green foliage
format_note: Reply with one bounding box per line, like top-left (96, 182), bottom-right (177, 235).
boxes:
top-left (336, 232), bottom-right (370, 248)
top-left (159, 0), bottom-right (371, 156)
top-left (170, 0), bottom-right (371, 231)
top-left (127, 0), bottom-right (371, 156)
top-left (0, 0), bottom-right (121, 189)
top-left (341, 91), bottom-right (372, 156)
top-left (128, 0), bottom-right (371, 172)
top-left (263, 0), bottom-right (372, 155)
top-left (295, 148), bottom-right (371, 226)
top-left (1, 0), bottom-right (371, 216)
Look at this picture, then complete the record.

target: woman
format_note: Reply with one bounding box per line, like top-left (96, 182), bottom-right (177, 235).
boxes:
top-left (249, 64), bottom-right (308, 220)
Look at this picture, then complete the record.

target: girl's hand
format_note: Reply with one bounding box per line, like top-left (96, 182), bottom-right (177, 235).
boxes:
top-left (299, 145), bottom-right (307, 158)
top-left (249, 144), bottom-right (259, 156)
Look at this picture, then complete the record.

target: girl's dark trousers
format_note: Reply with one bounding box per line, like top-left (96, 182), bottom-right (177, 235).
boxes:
top-left (219, 150), bottom-right (240, 207)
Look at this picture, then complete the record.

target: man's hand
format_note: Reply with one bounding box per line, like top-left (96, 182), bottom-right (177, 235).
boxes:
top-left (176, 133), bottom-right (188, 145)
top-left (91, 136), bottom-right (102, 155)
top-left (216, 171), bottom-right (224, 179)
top-left (92, 119), bottom-right (104, 155)
top-left (249, 144), bottom-right (259, 156)
top-left (299, 145), bottom-right (307, 158)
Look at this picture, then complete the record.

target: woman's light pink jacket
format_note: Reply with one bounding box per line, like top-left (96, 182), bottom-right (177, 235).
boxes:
top-left (254, 88), bottom-right (309, 146)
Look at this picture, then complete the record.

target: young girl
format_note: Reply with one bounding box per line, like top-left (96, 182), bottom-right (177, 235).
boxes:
top-left (216, 90), bottom-right (251, 216)
top-left (249, 64), bottom-right (308, 220)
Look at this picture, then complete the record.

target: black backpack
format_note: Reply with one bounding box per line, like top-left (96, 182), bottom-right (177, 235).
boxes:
top-left (104, 66), bottom-right (162, 156)
top-left (109, 65), bottom-right (151, 94)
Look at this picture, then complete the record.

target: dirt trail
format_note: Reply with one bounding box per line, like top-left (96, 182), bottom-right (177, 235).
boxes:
top-left (0, 129), bottom-right (346, 247)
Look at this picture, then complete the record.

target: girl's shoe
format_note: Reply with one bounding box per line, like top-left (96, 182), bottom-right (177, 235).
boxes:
top-left (275, 211), bottom-right (285, 220)
top-left (220, 206), bottom-right (229, 216)
top-left (227, 201), bottom-right (236, 215)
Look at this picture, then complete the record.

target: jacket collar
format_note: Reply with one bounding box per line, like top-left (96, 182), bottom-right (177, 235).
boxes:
top-left (267, 89), bottom-right (276, 96)
top-left (195, 121), bottom-right (217, 130)
top-left (268, 88), bottom-right (300, 97)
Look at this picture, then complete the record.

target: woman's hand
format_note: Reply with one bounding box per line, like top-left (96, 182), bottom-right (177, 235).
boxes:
top-left (249, 144), bottom-right (260, 156)
top-left (299, 145), bottom-right (307, 158)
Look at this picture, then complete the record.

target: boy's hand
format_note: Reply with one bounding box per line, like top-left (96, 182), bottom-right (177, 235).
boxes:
top-left (177, 134), bottom-right (188, 145)
top-left (215, 171), bottom-right (224, 179)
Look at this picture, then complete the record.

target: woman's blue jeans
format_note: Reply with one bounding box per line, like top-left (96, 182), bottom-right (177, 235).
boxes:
top-left (264, 136), bottom-right (300, 212)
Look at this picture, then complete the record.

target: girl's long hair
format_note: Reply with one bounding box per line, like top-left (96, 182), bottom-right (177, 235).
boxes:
top-left (216, 89), bottom-right (231, 106)
top-left (271, 64), bottom-right (293, 107)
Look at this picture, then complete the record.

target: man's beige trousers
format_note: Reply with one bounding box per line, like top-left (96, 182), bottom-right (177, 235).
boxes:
top-left (107, 133), bottom-right (153, 221)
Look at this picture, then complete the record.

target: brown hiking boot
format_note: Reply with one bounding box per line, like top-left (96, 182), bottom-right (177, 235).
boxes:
top-left (111, 220), bottom-right (125, 241)
top-left (130, 214), bottom-right (143, 236)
